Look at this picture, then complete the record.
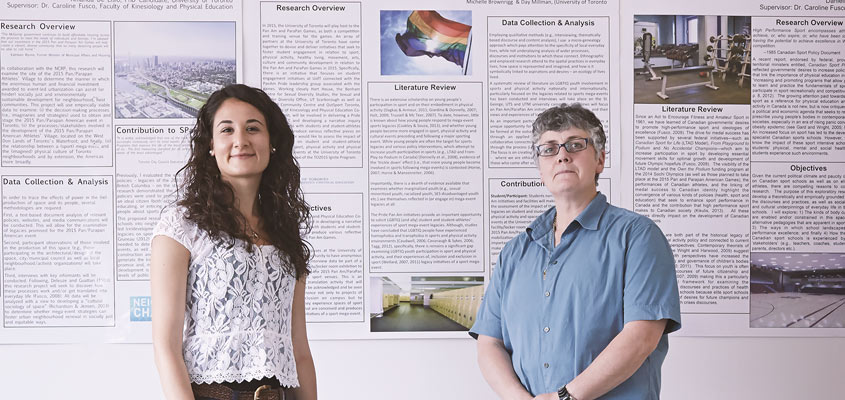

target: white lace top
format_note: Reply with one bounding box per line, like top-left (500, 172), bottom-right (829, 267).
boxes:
top-left (152, 207), bottom-right (299, 386)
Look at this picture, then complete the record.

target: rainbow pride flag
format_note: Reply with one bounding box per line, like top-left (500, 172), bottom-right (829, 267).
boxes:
top-left (394, 11), bottom-right (471, 67)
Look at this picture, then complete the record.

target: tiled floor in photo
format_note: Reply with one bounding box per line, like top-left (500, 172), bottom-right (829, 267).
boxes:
top-left (371, 303), bottom-right (467, 332)
top-left (750, 293), bottom-right (845, 328)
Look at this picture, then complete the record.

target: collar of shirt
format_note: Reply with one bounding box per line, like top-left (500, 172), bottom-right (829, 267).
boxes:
top-left (524, 192), bottom-right (609, 247)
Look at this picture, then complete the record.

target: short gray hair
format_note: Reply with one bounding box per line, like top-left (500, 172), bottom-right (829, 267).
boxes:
top-left (531, 103), bottom-right (606, 159)
top-left (531, 103), bottom-right (606, 185)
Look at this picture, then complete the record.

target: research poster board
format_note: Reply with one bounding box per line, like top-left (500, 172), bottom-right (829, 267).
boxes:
top-left (0, 0), bottom-right (843, 344)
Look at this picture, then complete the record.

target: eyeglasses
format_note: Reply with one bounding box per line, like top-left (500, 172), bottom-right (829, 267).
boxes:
top-left (535, 138), bottom-right (592, 157)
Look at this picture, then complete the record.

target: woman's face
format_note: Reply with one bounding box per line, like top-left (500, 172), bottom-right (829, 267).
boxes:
top-left (209, 98), bottom-right (272, 182)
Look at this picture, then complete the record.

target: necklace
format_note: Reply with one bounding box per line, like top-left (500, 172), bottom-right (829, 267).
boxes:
top-left (245, 225), bottom-right (260, 241)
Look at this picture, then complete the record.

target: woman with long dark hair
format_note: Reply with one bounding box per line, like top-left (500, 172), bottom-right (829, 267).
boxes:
top-left (150, 84), bottom-right (316, 400)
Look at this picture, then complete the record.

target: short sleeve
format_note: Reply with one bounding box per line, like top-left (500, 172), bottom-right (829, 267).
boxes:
top-left (469, 251), bottom-right (506, 340)
top-left (623, 220), bottom-right (682, 334)
top-left (151, 207), bottom-right (195, 253)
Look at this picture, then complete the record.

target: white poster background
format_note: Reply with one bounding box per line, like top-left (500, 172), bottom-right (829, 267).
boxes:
top-left (2, 0), bottom-right (843, 344)
top-left (0, 2), bottom-right (243, 343)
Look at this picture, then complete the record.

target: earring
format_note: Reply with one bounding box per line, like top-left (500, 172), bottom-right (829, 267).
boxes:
top-left (271, 147), bottom-right (276, 154)
top-left (209, 150), bottom-right (214, 156)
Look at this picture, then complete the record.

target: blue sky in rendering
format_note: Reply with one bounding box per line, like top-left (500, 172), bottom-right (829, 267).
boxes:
top-left (114, 21), bottom-right (236, 60)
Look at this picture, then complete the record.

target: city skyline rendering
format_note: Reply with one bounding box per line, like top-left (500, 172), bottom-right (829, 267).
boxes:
top-left (113, 21), bottom-right (237, 119)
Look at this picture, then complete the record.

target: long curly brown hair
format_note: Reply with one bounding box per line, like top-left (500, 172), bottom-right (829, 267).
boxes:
top-left (176, 84), bottom-right (311, 278)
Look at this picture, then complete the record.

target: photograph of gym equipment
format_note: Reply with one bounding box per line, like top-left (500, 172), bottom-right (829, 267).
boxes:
top-left (634, 15), bottom-right (752, 104)
top-left (750, 253), bottom-right (845, 328)
top-left (369, 275), bottom-right (484, 332)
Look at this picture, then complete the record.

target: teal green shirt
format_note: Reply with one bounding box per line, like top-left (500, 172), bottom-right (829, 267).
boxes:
top-left (470, 193), bottom-right (681, 398)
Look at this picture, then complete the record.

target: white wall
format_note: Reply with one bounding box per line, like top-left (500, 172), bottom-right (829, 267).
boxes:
top-left (1, 336), bottom-right (844, 399)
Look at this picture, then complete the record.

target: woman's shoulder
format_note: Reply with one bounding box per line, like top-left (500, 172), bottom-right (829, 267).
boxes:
top-left (157, 205), bottom-right (194, 227)
top-left (152, 205), bottom-right (201, 251)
